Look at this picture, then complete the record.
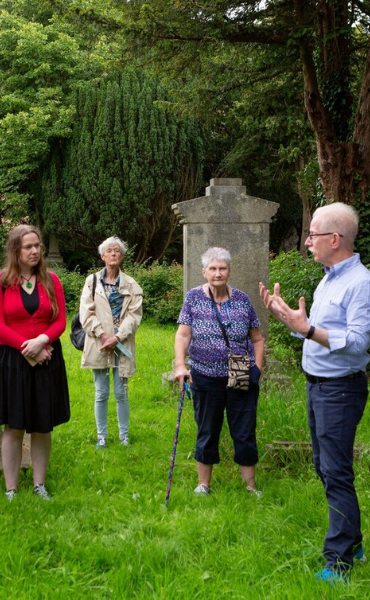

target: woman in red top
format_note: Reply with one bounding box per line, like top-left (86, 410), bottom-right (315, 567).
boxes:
top-left (0, 225), bottom-right (70, 501)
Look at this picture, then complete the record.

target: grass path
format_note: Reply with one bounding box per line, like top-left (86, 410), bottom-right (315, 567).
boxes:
top-left (1, 320), bottom-right (370, 599)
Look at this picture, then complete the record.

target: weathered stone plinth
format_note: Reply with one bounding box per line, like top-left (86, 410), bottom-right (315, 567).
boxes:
top-left (46, 234), bottom-right (64, 267)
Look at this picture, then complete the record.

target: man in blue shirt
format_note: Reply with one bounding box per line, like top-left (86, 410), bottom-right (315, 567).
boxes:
top-left (260, 202), bottom-right (370, 582)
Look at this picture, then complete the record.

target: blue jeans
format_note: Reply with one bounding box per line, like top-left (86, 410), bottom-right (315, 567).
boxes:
top-left (191, 365), bottom-right (260, 465)
top-left (93, 356), bottom-right (129, 440)
top-left (306, 374), bottom-right (367, 571)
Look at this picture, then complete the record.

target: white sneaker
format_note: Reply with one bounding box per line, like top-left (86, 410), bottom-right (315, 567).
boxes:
top-left (120, 436), bottom-right (129, 446)
top-left (246, 485), bottom-right (262, 498)
top-left (5, 489), bottom-right (17, 502)
top-left (33, 484), bottom-right (50, 500)
top-left (194, 483), bottom-right (211, 495)
top-left (95, 437), bottom-right (107, 448)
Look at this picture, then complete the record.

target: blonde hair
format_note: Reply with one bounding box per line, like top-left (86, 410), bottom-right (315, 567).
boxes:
top-left (1, 225), bottom-right (58, 319)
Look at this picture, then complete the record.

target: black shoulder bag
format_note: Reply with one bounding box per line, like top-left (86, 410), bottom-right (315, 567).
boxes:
top-left (209, 288), bottom-right (250, 391)
top-left (70, 273), bottom-right (97, 351)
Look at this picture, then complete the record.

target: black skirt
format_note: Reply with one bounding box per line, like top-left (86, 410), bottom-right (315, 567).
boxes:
top-left (0, 340), bottom-right (70, 433)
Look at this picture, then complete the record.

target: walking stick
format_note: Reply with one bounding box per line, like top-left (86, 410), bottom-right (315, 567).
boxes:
top-left (165, 378), bottom-right (191, 506)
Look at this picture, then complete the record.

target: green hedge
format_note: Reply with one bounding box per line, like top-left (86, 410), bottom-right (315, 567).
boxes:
top-left (52, 261), bottom-right (184, 324)
top-left (130, 261), bottom-right (183, 324)
top-left (51, 266), bottom-right (85, 314)
top-left (268, 250), bottom-right (323, 350)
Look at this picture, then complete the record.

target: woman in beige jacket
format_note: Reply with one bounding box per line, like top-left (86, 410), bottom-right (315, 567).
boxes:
top-left (79, 236), bottom-right (142, 448)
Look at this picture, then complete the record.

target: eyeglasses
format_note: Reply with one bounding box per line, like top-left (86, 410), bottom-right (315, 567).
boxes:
top-left (307, 232), bottom-right (344, 240)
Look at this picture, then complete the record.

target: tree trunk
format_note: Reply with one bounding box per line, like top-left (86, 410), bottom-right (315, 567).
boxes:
top-left (295, 0), bottom-right (368, 204)
top-left (353, 46), bottom-right (370, 201)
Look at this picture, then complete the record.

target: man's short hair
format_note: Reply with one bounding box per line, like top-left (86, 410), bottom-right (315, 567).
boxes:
top-left (313, 202), bottom-right (358, 245)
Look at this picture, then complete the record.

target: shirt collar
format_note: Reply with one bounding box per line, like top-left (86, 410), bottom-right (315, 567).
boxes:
top-left (324, 253), bottom-right (360, 279)
top-left (100, 267), bottom-right (120, 285)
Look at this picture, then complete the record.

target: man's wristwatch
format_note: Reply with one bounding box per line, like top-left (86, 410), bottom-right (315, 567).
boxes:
top-left (305, 325), bottom-right (315, 340)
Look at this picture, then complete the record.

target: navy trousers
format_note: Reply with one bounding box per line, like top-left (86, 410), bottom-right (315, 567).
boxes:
top-left (306, 374), bottom-right (368, 571)
top-left (191, 365), bottom-right (260, 466)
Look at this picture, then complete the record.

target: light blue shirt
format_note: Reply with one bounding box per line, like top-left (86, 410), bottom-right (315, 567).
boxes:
top-left (302, 253), bottom-right (370, 377)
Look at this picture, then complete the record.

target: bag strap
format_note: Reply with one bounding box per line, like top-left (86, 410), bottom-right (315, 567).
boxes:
top-left (208, 287), bottom-right (230, 350)
top-left (92, 273), bottom-right (97, 300)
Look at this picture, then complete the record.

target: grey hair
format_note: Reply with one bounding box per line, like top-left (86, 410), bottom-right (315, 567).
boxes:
top-left (201, 247), bottom-right (231, 269)
top-left (312, 202), bottom-right (359, 245)
top-left (98, 236), bottom-right (128, 256)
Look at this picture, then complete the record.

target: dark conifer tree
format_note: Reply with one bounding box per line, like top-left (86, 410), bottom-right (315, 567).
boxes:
top-left (40, 70), bottom-right (203, 264)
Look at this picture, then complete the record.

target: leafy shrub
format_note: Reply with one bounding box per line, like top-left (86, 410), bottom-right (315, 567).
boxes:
top-left (131, 261), bottom-right (183, 324)
top-left (51, 266), bottom-right (85, 314)
top-left (354, 194), bottom-right (370, 266)
top-left (268, 250), bottom-right (323, 350)
top-left (51, 260), bottom-right (184, 325)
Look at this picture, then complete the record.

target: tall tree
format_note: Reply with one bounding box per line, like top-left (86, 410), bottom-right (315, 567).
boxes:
top-left (0, 9), bottom-right (75, 239)
top-left (38, 71), bottom-right (205, 264)
top-left (91, 0), bottom-right (370, 206)
top-left (0, 3), bottom-right (105, 245)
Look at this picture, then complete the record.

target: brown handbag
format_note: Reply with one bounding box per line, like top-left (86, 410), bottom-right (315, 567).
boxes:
top-left (227, 352), bottom-right (250, 391)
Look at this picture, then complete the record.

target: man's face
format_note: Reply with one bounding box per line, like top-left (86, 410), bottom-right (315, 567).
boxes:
top-left (305, 216), bottom-right (336, 267)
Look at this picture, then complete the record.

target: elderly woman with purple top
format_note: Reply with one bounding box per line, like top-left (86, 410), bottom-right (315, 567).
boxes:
top-left (174, 247), bottom-right (264, 496)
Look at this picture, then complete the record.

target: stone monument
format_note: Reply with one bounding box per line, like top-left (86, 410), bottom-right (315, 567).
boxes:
top-left (46, 233), bottom-right (64, 267)
top-left (172, 178), bottom-right (279, 338)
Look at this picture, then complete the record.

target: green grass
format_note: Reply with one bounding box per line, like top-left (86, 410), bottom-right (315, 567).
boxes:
top-left (1, 320), bottom-right (370, 599)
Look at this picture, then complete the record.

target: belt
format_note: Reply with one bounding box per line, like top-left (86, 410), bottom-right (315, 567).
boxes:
top-left (304, 371), bottom-right (365, 384)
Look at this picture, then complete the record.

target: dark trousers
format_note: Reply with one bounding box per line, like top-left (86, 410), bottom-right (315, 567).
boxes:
top-left (191, 366), bottom-right (260, 466)
top-left (306, 375), bottom-right (368, 571)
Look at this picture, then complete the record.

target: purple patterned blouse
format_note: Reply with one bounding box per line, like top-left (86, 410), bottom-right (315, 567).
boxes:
top-left (177, 286), bottom-right (260, 378)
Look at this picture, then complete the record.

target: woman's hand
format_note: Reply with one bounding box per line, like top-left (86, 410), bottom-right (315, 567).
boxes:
top-left (21, 334), bottom-right (50, 358)
top-left (174, 365), bottom-right (191, 389)
top-left (24, 345), bottom-right (53, 366)
top-left (174, 324), bottom-right (192, 389)
top-left (99, 333), bottom-right (118, 351)
top-left (35, 346), bottom-right (53, 364)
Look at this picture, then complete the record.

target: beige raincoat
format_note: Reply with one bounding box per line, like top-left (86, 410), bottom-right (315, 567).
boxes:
top-left (79, 268), bottom-right (142, 378)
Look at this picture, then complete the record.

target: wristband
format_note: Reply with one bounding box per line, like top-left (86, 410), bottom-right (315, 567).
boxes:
top-left (305, 325), bottom-right (315, 340)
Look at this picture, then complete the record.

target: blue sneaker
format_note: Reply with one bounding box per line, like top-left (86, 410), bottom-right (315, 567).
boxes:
top-left (353, 547), bottom-right (367, 564)
top-left (315, 568), bottom-right (349, 584)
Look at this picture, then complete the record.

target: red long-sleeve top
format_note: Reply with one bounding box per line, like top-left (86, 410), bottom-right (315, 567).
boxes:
top-left (0, 272), bottom-right (66, 350)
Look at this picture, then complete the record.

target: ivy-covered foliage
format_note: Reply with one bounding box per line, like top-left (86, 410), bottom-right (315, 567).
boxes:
top-left (354, 185), bottom-right (370, 267)
top-left (268, 250), bottom-right (323, 350)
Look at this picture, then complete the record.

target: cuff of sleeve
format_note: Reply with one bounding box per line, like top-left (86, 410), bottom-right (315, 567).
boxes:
top-left (327, 330), bottom-right (346, 352)
top-left (291, 331), bottom-right (305, 340)
top-left (116, 328), bottom-right (129, 341)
